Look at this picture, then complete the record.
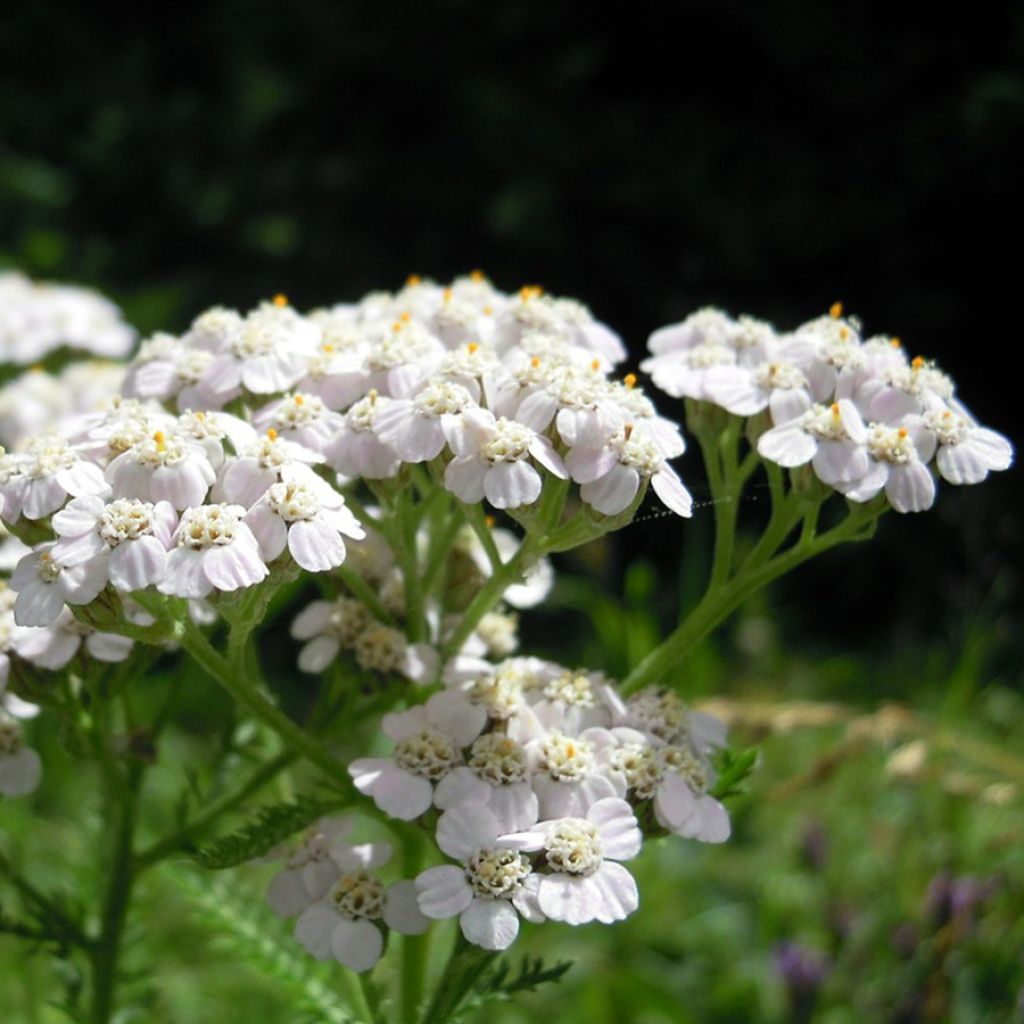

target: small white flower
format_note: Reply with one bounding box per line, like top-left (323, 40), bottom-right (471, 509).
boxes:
top-left (51, 496), bottom-right (177, 592)
top-left (252, 393), bottom-right (345, 455)
top-left (11, 544), bottom-right (110, 627)
top-left (444, 407), bottom-right (566, 509)
top-left (416, 801), bottom-right (543, 950)
top-left (0, 437), bottom-right (109, 522)
top-left (349, 716), bottom-right (463, 821)
top-left (433, 732), bottom-right (539, 834)
top-left (245, 478), bottom-right (364, 573)
top-left (703, 346), bottom-right (815, 424)
top-left (12, 608), bottom-right (133, 670)
top-left (290, 597), bottom-right (373, 673)
top-left (922, 408), bottom-right (1013, 485)
top-left (650, 744), bottom-right (731, 843)
top-left (293, 849), bottom-right (427, 972)
top-left (371, 380), bottom-right (477, 463)
top-left (840, 422), bottom-right (937, 513)
top-left (525, 730), bottom-right (622, 820)
top-left (501, 797), bottom-right (642, 926)
top-left (265, 816), bottom-right (380, 918)
top-left (757, 400), bottom-right (870, 487)
top-left (198, 301), bottom-right (319, 402)
top-left (325, 391), bottom-right (402, 480)
top-left (565, 421), bottom-right (692, 518)
top-left (106, 429), bottom-right (217, 511)
top-left (352, 623), bottom-right (438, 684)
top-left (219, 430), bottom-right (325, 509)
top-left (159, 504), bottom-right (269, 598)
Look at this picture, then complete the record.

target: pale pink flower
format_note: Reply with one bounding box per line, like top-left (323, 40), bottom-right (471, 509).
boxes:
top-left (105, 429), bottom-right (216, 511)
top-left (11, 544), bottom-right (109, 627)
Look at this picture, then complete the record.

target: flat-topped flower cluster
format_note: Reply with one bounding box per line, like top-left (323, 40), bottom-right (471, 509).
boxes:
top-left (266, 657), bottom-right (729, 968)
top-left (643, 304), bottom-right (1012, 511)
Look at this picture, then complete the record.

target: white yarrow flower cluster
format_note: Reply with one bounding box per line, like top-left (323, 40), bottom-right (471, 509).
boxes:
top-left (344, 658), bottom-right (729, 951)
top-left (0, 272), bottom-right (135, 366)
top-left (644, 304), bottom-right (1012, 512)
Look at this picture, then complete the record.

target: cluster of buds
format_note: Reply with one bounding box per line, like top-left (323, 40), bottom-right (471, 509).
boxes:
top-left (643, 305), bottom-right (1012, 511)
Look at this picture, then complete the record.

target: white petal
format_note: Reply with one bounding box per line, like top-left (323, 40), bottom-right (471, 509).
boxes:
top-left (589, 862), bottom-right (639, 923)
top-left (588, 797), bottom-right (642, 861)
top-left (460, 899), bottom-right (520, 950)
top-left (433, 767), bottom-right (490, 811)
top-left (580, 464), bottom-right (639, 516)
top-left (266, 868), bottom-right (314, 917)
top-left (484, 461), bottom-right (541, 509)
top-left (298, 636), bottom-right (341, 674)
top-left (293, 902), bottom-right (339, 960)
top-left (288, 520), bottom-right (347, 572)
top-left (436, 802), bottom-right (500, 860)
top-left (757, 424), bottom-right (816, 467)
top-left (885, 461), bottom-right (935, 513)
top-left (202, 539), bottom-right (269, 592)
top-left (0, 747), bottom-right (42, 798)
top-left (651, 467), bottom-right (693, 518)
top-left (415, 865), bottom-right (474, 919)
top-left (371, 768), bottom-right (434, 820)
top-left (330, 918), bottom-right (384, 973)
top-left (108, 537), bottom-right (166, 592)
top-left (445, 457), bottom-right (487, 503)
top-left (14, 582), bottom-right (67, 627)
top-left (160, 548), bottom-right (212, 599)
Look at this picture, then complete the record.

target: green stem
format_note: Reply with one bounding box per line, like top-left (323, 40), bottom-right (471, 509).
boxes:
top-left (0, 849), bottom-right (93, 950)
top-left (90, 759), bottom-right (144, 1024)
top-left (621, 501), bottom-right (882, 695)
top-left (419, 935), bottom-right (497, 1024)
top-left (337, 564), bottom-right (397, 626)
top-left (133, 750), bottom-right (297, 870)
top-left (441, 539), bottom-right (535, 660)
top-left (399, 831), bottom-right (428, 1023)
top-left (180, 619), bottom-right (351, 789)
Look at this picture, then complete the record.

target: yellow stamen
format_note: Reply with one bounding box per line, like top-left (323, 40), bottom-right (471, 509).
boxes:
top-left (267, 428), bottom-right (278, 440)
top-left (831, 402), bottom-right (840, 416)
top-left (467, 342), bottom-right (480, 354)
top-left (484, 515), bottom-right (496, 529)
top-left (322, 343), bottom-right (335, 353)
top-left (272, 294), bottom-right (288, 308)
top-left (591, 359), bottom-right (601, 371)
top-left (406, 274), bottom-right (421, 287)
top-left (293, 394), bottom-right (305, 406)
top-left (153, 431), bottom-right (166, 452)
top-left (482, 305), bottom-right (493, 316)
top-left (839, 326), bottom-right (850, 340)
top-left (392, 321), bottom-right (403, 332)
top-left (624, 373), bottom-right (637, 389)
top-left (368, 388), bottom-right (378, 404)
top-left (911, 356), bottom-right (925, 370)
top-left (624, 423), bottom-right (634, 440)
top-left (943, 410), bottom-right (952, 419)
top-left (442, 287), bottom-right (453, 303)
top-left (829, 301), bottom-right (843, 319)
top-left (400, 311), bottom-right (411, 323)
top-left (890, 337), bottom-right (902, 348)
top-left (470, 269), bottom-right (485, 283)
top-left (898, 427), bottom-right (908, 438)
top-left (530, 356), bottom-right (541, 368)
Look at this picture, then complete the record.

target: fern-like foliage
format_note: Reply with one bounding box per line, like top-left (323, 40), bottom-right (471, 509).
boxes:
top-left (452, 955), bottom-right (573, 1019)
top-left (172, 870), bottom-right (357, 1024)
top-left (191, 795), bottom-right (348, 869)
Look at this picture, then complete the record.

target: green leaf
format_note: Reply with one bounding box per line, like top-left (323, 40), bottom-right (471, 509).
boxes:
top-left (191, 795), bottom-right (347, 869)
top-left (711, 746), bottom-right (759, 800)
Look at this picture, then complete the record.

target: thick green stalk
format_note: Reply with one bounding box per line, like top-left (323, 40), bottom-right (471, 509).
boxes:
top-left (90, 760), bottom-right (144, 1024)
top-left (621, 501), bottom-right (882, 695)
top-left (398, 831), bottom-right (428, 1023)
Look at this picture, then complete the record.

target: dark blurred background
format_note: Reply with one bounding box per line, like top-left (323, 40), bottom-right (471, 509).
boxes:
top-left (1, 0), bottom-right (1021, 672)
